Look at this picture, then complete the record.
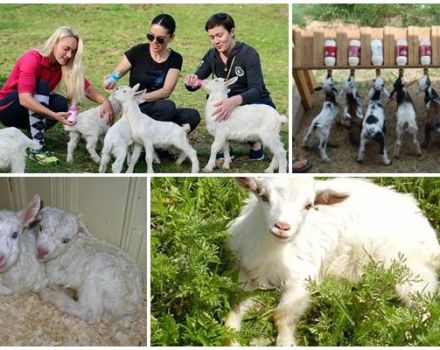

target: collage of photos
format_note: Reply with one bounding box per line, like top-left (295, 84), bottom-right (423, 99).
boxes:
top-left (2, 1), bottom-right (440, 348)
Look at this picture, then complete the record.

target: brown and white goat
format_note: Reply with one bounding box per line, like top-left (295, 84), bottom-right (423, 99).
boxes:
top-left (418, 75), bottom-right (440, 148)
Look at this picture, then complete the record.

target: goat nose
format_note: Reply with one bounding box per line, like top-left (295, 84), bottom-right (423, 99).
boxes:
top-left (37, 247), bottom-right (48, 259)
top-left (274, 221), bottom-right (291, 231)
top-left (0, 255), bottom-right (5, 265)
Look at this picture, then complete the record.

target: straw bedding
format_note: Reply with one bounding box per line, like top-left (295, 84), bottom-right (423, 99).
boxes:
top-left (0, 287), bottom-right (147, 346)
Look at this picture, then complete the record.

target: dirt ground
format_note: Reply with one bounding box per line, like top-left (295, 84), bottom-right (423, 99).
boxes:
top-left (293, 69), bottom-right (440, 173)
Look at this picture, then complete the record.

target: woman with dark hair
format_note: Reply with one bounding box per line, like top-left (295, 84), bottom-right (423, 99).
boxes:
top-left (184, 13), bottom-right (275, 160)
top-left (104, 14), bottom-right (200, 133)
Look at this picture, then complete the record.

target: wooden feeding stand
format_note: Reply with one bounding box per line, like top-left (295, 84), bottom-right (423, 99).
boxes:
top-left (292, 25), bottom-right (440, 109)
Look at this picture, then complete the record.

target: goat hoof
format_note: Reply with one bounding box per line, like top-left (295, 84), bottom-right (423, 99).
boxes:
top-left (356, 159), bottom-right (363, 164)
top-left (202, 167), bottom-right (213, 173)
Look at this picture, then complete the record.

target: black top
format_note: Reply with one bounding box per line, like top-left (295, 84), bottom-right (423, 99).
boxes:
top-left (125, 43), bottom-right (183, 92)
top-left (187, 42), bottom-right (271, 104)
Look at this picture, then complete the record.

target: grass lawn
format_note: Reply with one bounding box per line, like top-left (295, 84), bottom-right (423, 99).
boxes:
top-left (151, 177), bottom-right (440, 346)
top-left (0, 4), bottom-right (289, 173)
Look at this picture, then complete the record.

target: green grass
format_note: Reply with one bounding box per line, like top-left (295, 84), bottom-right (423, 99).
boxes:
top-left (293, 4), bottom-right (440, 27)
top-left (0, 4), bottom-right (288, 173)
top-left (151, 177), bottom-right (440, 346)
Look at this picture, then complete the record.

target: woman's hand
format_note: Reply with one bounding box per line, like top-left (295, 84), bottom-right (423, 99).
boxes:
top-left (184, 74), bottom-right (201, 88)
top-left (100, 99), bottom-right (115, 125)
top-left (213, 95), bottom-right (243, 122)
top-left (103, 75), bottom-right (117, 90)
top-left (54, 111), bottom-right (76, 126)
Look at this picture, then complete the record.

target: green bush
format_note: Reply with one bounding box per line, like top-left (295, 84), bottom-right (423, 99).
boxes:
top-left (151, 177), bottom-right (440, 346)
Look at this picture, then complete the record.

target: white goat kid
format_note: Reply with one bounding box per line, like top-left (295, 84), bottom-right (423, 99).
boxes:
top-left (227, 177), bottom-right (440, 346)
top-left (357, 76), bottom-right (392, 165)
top-left (98, 117), bottom-right (143, 173)
top-left (0, 195), bottom-right (46, 294)
top-left (36, 207), bottom-right (143, 324)
top-left (302, 76), bottom-right (339, 162)
top-left (0, 127), bottom-right (41, 173)
top-left (389, 75), bottom-right (421, 158)
top-left (112, 84), bottom-right (199, 173)
top-left (201, 77), bottom-right (287, 173)
top-left (64, 98), bottom-right (122, 164)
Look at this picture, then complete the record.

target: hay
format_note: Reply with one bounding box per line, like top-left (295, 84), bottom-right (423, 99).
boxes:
top-left (0, 287), bottom-right (147, 346)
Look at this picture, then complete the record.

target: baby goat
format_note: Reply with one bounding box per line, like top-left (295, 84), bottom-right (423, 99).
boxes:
top-left (389, 75), bottom-right (421, 158)
top-left (0, 195), bottom-right (46, 294)
top-left (418, 75), bottom-right (440, 148)
top-left (226, 177), bottom-right (440, 346)
top-left (35, 207), bottom-right (143, 324)
top-left (112, 84), bottom-right (199, 173)
top-left (339, 73), bottom-right (363, 145)
top-left (357, 76), bottom-right (391, 165)
top-left (0, 127), bottom-right (41, 173)
top-left (201, 77), bottom-right (287, 173)
top-left (302, 76), bottom-right (339, 162)
top-left (98, 117), bottom-right (143, 173)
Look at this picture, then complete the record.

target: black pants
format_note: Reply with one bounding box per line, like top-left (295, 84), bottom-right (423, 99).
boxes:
top-left (0, 81), bottom-right (67, 130)
top-left (139, 99), bottom-right (200, 132)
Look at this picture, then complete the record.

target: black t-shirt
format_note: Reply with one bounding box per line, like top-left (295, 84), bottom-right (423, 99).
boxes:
top-left (124, 43), bottom-right (183, 92)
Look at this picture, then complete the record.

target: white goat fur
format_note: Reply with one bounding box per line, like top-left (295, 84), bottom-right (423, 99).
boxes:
top-left (112, 84), bottom-right (199, 173)
top-left (357, 76), bottom-right (391, 165)
top-left (99, 117), bottom-right (142, 173)
top-left (0, 127), bottom-right (41, 173)
top-left (64, 98), bottom-right (122, 164)
top-left (201, 77), bottom-right (287, 173)
top-left (391, 76), bottom-right (421, 158)
top-left (0, 195), bottom-right (46, 294)
top-left (36, 207), bottom-right (143, 324)
top-left (227, 177), bottom-right (440, 346)
top-left (302, 77), bottom-right (339, 162)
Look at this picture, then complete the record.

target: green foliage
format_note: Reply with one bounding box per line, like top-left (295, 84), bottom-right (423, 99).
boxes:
top-left (151, 177), bottom-right (440, 346)
top-left (293, 4), bottom-right (440, 27)
top-left (0, 4), bottom-right (288, 173)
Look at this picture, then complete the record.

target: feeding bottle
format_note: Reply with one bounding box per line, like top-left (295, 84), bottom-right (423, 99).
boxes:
top-left (324, 39), bottom-right (336, 66)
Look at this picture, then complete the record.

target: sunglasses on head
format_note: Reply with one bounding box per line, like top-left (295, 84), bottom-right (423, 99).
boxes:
top-left (146, 33), bottom-right (166, 44)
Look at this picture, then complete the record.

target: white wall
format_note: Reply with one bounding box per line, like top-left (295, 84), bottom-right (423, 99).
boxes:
top-left (0, 177), bottom-right (147, 275)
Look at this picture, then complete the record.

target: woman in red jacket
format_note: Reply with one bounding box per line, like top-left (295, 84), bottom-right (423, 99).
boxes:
top-left (0, 26), bottom-right (114, 165)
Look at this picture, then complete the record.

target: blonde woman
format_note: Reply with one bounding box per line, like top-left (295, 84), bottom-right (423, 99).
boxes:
top-left (0, 26), bottom-right (114, 165)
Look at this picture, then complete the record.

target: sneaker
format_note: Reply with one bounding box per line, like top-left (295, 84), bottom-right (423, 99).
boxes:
top-left (249, 145), bottom-right (264, 161)
top-left (216, 147), bottom-right (235, 161)
top-left (29, 149), bottom-right (59, 165)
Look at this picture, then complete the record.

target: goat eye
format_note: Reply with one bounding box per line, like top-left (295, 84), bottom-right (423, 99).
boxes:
top-left (61, 238), bottom-right (70, 244)
top-left (304, 203), bottom-right (313, 210)
top-left (11, 231), bottom-right (18, 239)
top-left (260, 194), bottom-right (270, 203)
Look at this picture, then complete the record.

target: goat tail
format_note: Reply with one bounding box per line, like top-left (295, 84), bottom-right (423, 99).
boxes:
top-left (29, 139), bottom-right (42, 151)
top-left (181, 123), bottom-right (191, 133)
top-left (278, 114), bottom-right (288, 124)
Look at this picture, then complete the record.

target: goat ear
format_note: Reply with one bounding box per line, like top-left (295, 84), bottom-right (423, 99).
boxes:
top-left (332, 87), bottom-right (338, 93)
top-left (314, 190), bottom-right (349, 206)
top-left (77, 218), bottom-right (92, 238)
top-left (236, 177), bottom-right (265, 193)
top-left (132, 83), bottom-right (140, 92)
top-left (383, 88), bottom-right (391, 98)
top-left (19, 195), bottom-right (41, 227)
top-left (314, 86), bottom-right (323, 91)
top-left (225, 76), bottom-right (238, 87)
top-left (134, 89), bottom-right (146, 103)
